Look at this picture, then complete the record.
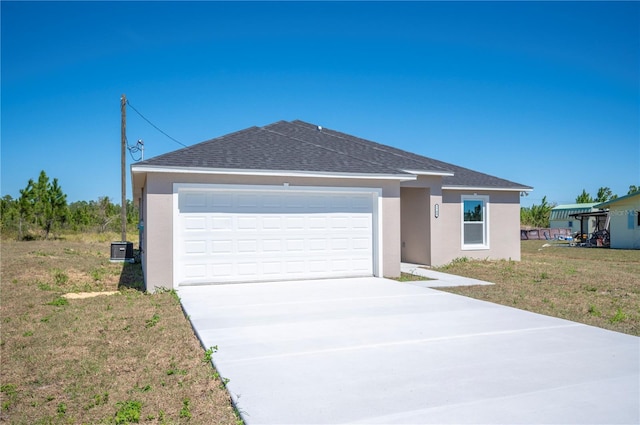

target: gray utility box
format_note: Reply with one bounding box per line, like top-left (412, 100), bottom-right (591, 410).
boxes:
top-left (110, 241), bottom-right (134, 263)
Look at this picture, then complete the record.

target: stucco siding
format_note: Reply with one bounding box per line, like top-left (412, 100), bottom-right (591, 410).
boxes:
top-left (400, 187), bottom-right (430, 264)
top-left (430, 190), bottom-right (521, 266)
top-left (607, 198), bottom-right (640, 249)
top-left (140, 172), bottom-right (401, 291)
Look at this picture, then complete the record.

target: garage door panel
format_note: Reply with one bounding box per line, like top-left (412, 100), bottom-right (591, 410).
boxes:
top-left (177, 189), bottom-right (375, 285)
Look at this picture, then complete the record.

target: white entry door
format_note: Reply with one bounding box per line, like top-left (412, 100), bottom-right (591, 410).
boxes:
top-left (175, 186), bottom-right (376, 285)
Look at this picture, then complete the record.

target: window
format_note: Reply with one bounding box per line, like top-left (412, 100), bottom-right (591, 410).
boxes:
top-left (462, 195), bottom-right (489, 249)
top-left (568, 221), bottom-right (573, 228)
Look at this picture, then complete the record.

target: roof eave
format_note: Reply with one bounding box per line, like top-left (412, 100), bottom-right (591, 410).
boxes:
top-left (130, 164), bottom-right (417, 181)
top-left (401, 169), bottom-right (455, 177)
top-left (442, 185), bottom-right (533, 192)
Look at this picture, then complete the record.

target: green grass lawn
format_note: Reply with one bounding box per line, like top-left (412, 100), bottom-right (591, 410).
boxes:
top-left (435, 240), bottom-right (640, 336)
top-left (0, 234), bottom-right (240, 424)
top-left (1, 236), bottom-right (637, 424)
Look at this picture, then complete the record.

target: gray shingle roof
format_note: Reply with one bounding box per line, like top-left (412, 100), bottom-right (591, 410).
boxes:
top-left (137, 120), bottom-right (531, 190)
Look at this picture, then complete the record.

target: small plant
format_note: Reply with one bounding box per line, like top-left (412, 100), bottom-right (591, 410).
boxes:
top-left (204, 345), bottom-right (218, 363)
top-left (610, 308), bottom-right (627, 324)
top-left (114, 400), bottom-right (142, 424)
top-left (451, 257), bottom-right (469, 265)
top-left (85, 392), bottom-right (109, 410)
top-left (23, 330), bottom-right (34, 337)
top-left (1, 384), bottom-right (17, 411)
top-left (179, 398), bottom-right (192, 419)
top-left (588, 305), bottom-right (601, 317)
top-left (134, 384), bottom-right (151, 393)
top-left (57, 402), bottom-right (67, 415)
top-left (91, 267), bottom-right (108, 282)
top-left (37, 281), bottom-right (53, 291)
top-left (52, 268), bottom-right (69, 285)
top-left (145, 314), bottom-right (160, 328)
top-left (166, 360), bottom-right (187, 376)
top-left (47, 297), bottom-right (69, 307)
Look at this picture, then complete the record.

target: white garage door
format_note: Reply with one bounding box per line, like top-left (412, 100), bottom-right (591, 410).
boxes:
top-left (175, 186), bottom-right (376, 285)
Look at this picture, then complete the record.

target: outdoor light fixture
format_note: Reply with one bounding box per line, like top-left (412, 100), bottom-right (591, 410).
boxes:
top-left (434, 203), bottom-right (440, 218)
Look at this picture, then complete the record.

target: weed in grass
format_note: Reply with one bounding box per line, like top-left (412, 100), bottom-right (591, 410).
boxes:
top-left (145, 313), bottom-right (160, 328)
top-left (114, 400), bottom-right (142, 424)
top-left (166, 360), bottom-right (187, 376)
top-left (37, 281), bottom-right (54, 291)
top-left (588, 305), bottom-right (601, 317)
top-left (584, 286), bottom-right (598, 292)
top-left (394, 272), bottom-right (432, 282)
top-left (179, 398), bottom-right (192, 419)
top-left (85, 392), bottom-right (109, 410)
top-left (133, 384), bottom-right (152, 393)
top-left (51, 268), bottom-right (69, 285)
top-left (47, 297), bottom-right (69, 307)
top-left (90, 267), bottom-right (106, 282)
top-left (23, 330), bottom-right (34, 337)
top-left (610, 308), bottom-right (628, 324)
top-left (1, 384), bottom-right (18, 411)
top-left (56, 402), bottom-right (66, 415)
top-left (204, 345), bottom-right (218, 363)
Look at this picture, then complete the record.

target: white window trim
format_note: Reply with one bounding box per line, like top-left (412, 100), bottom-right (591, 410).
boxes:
top-left (461, 195), bottom-right (490, 250)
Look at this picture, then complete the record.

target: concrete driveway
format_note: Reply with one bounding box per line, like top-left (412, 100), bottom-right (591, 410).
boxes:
top-left (178, 277), bottom-right (639, 424)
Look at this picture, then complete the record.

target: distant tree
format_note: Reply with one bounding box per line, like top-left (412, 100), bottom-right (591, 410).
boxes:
top-left (0, 195), bottom-right (19, 235)
top-left (628, 185), bottom-right (640, 195)
top-left (521, 196), bottom-right (554, 228)
top-left (575, 189), bottom-right (594, 204)
top-left (595, 187), bottom-right (617, 203)
top-left (18, 171), bottom-right (68, 239)
top-left (95, 196), bottom-right (118, 233)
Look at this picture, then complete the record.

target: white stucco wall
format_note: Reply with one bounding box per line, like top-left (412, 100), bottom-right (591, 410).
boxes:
top-left (607, 198), bottom-right (640, 249)
top-left (138, 171), bottom-right (402, 292)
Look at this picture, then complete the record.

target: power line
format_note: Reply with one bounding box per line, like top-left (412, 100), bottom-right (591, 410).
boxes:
top-left (126, 100), bottom-right (188, 148)
top-left (125, 136), bottom-right (144, 162)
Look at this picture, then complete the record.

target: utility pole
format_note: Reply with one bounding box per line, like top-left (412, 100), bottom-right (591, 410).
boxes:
top-left (121, 94), bottom-right (127, 242)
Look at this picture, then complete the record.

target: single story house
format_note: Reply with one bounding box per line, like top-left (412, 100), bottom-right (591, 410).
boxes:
top-left (595, 192), bottom-right (640, 250)
top-left (549, 203), bottom-right (601, 235)
top-left (132, 120), bottom-right (532, 291)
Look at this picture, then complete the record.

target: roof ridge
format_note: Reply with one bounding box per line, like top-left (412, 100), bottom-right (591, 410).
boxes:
top-left (264, 121), bottom-right (407, 176)
top-left (291, 120), bottom-right (452, 174)
top-left (292, 120), bottom-right (531, 189)
top-left (286, 120), bottom-right (452, 174)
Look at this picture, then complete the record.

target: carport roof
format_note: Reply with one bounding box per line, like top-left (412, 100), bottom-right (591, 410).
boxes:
top-left (134, 120), bottom-right (532, 190)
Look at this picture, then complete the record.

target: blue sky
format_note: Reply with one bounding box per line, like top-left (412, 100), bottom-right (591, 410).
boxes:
top-left (2, 1), bottom-right (638, 207)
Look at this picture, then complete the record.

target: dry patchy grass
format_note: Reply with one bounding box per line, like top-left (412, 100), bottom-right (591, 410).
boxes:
top-left (1, 237), bottom-right (239, 424)
top-left (435, 240), bottom-right (640, 336)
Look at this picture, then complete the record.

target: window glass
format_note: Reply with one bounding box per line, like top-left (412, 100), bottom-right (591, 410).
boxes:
top-left (463, 200), bottom-right (483, 221)
top-left (461, 196), bottom-right (488, 248)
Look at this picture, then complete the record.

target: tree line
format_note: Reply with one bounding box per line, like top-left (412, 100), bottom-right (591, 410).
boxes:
top-left (3, 171), bottom-right (637, 238)
top-left (521, 185), bottom-right (639, 228)
top-left (1, 171), bottom-right (138, 240)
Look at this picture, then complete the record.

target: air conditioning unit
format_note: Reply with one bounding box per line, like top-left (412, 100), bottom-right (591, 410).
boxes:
top-left (110, 241), bottom-right (135, 263)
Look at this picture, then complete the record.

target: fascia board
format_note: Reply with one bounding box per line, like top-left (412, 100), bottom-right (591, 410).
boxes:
top-left (442, 185), bottom-right (533, 192)
top-left (402, 169), bottom-right (455, 177)
top-left (130, 165), bottom-right (417, 181)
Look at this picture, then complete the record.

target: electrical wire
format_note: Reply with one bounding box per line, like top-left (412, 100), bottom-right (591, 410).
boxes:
top-left (125, 136), bottom-right (143, 162)
top-left (126, 100), bottom-right (188, 148)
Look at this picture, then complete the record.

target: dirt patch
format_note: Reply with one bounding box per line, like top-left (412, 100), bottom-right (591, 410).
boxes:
top-left (62, 291), bottom-right (120, 299)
